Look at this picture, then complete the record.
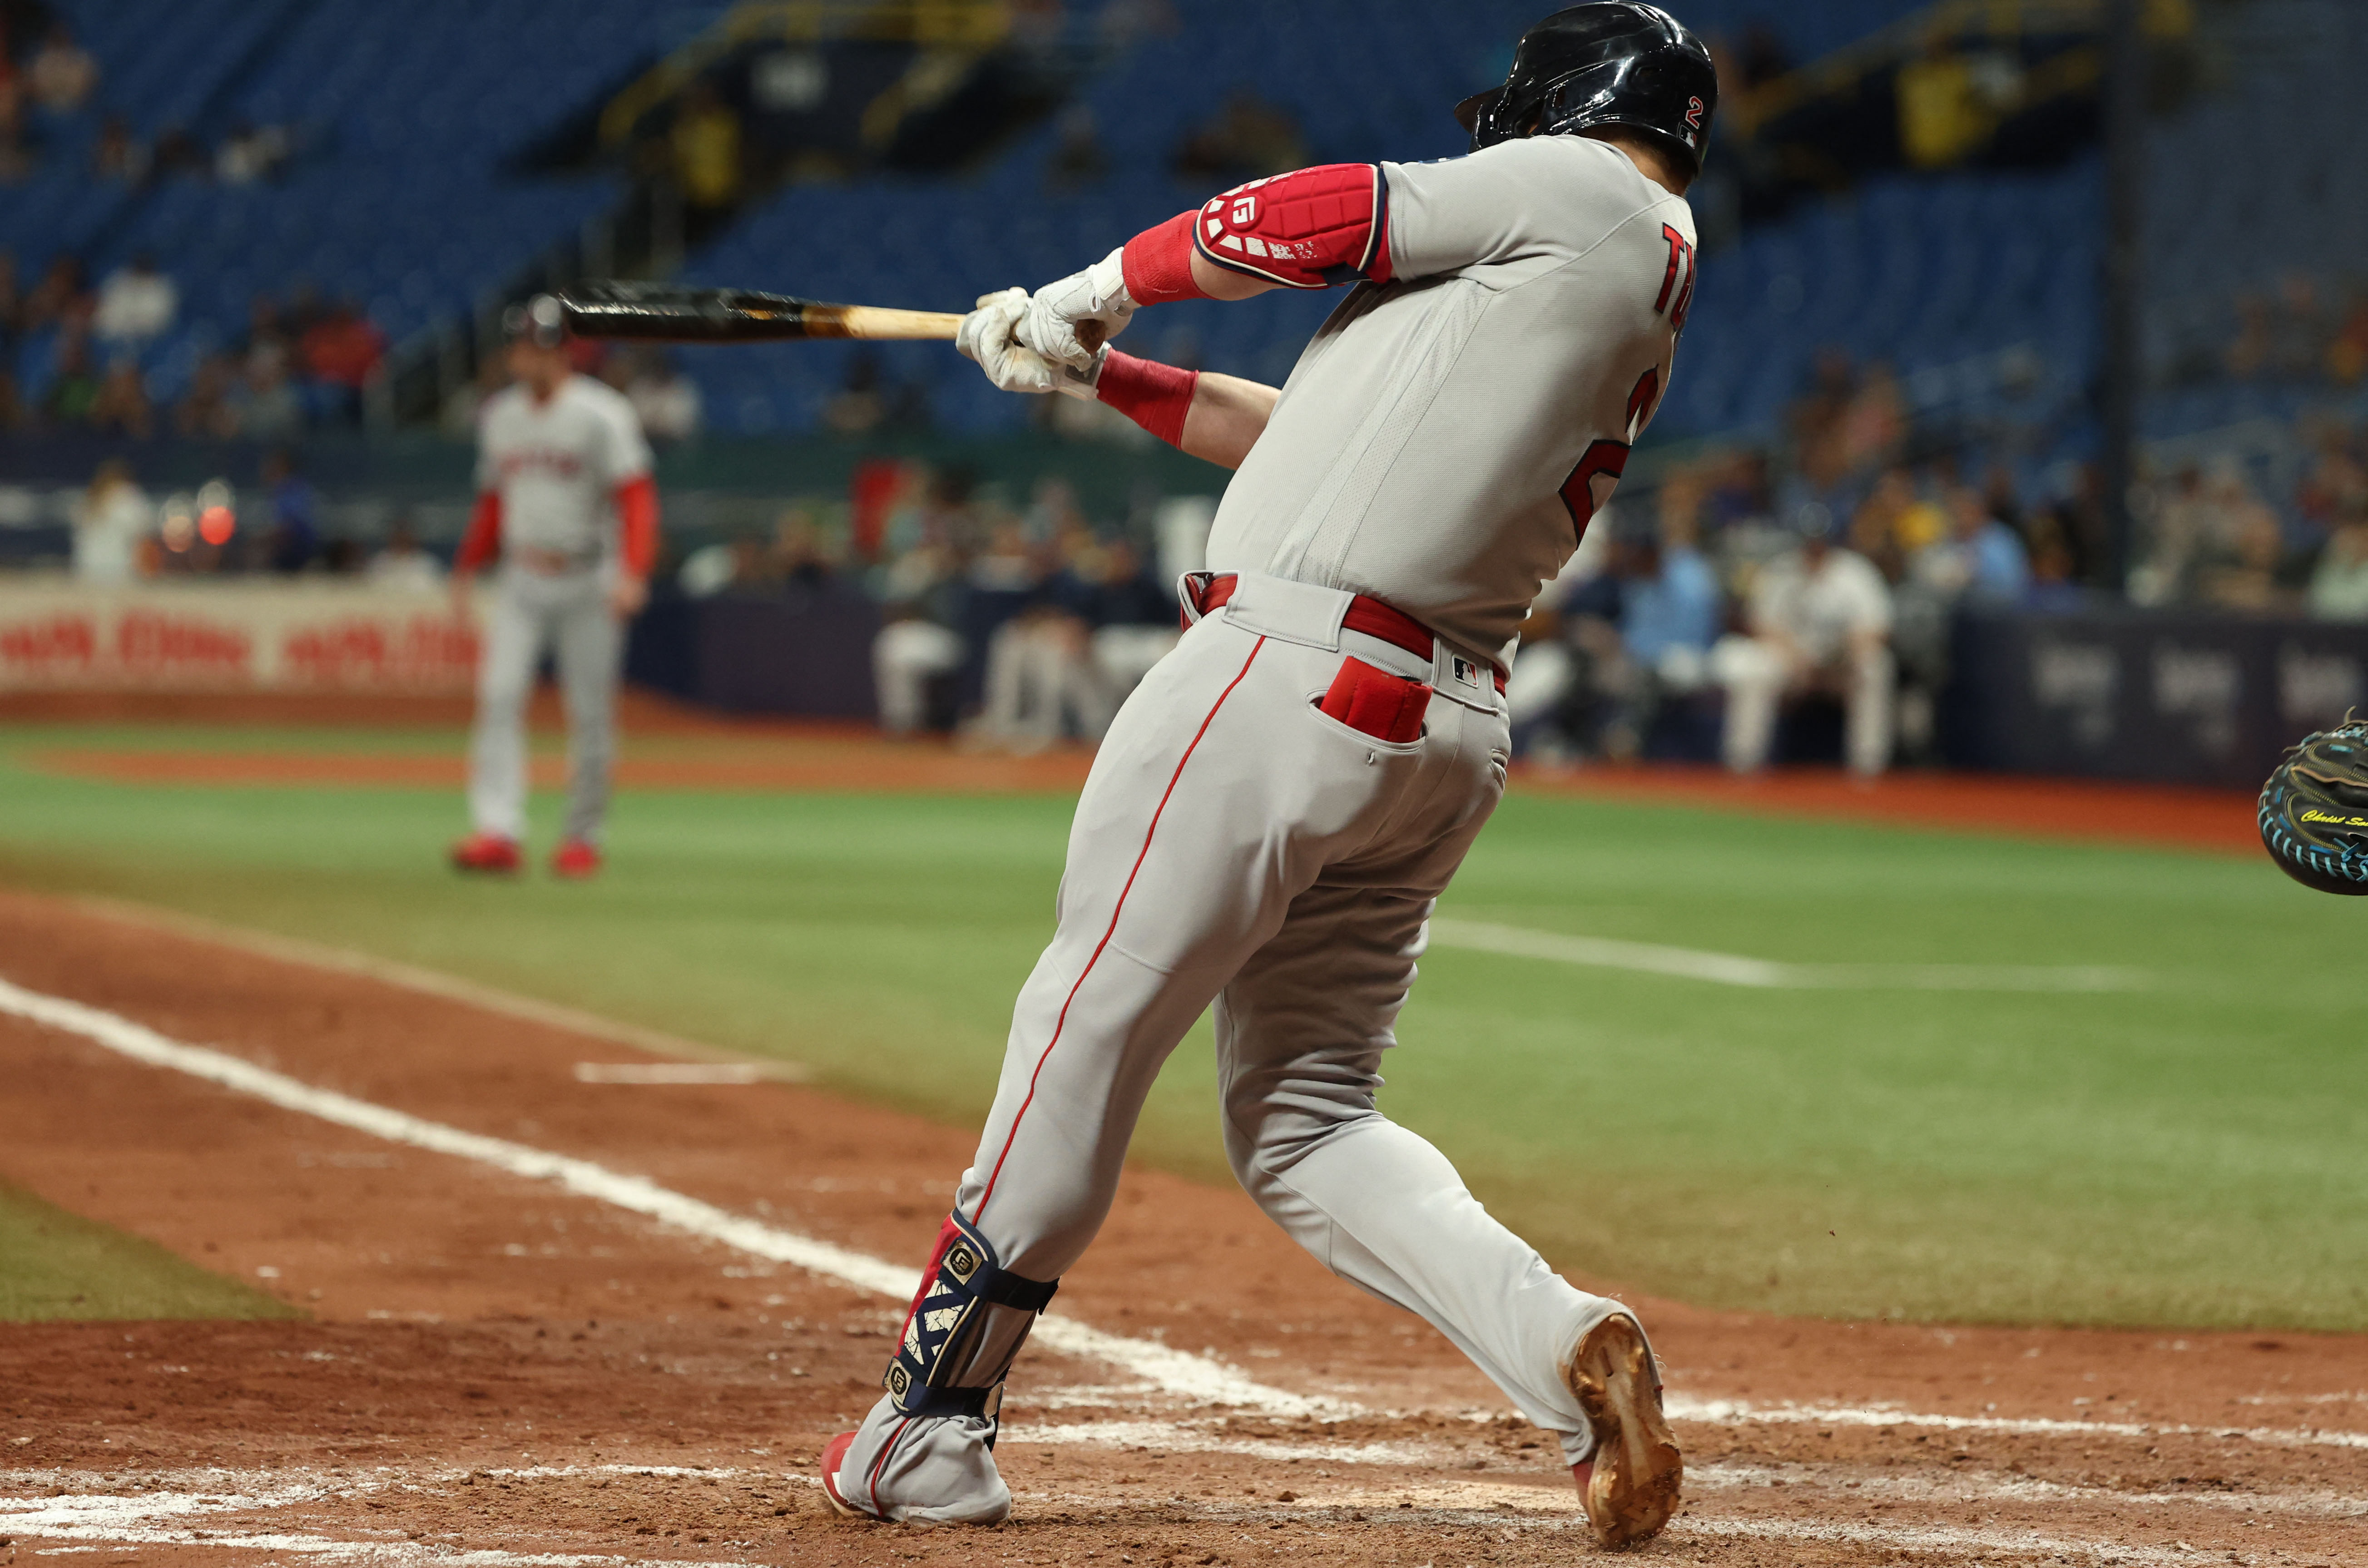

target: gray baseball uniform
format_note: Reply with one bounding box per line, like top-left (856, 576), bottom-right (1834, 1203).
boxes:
top-left (466, 375), bottom-right (652, 845)
top-left (836, 135), bottom-right (1697, 1522)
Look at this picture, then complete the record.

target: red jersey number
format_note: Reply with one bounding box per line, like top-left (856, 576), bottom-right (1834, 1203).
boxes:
top-left (1654, 224), bottom-right (1696, 331)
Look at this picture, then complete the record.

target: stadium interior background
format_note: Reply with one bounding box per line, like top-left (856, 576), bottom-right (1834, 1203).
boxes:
top-left (0, 0), bottom-right (2361, 780)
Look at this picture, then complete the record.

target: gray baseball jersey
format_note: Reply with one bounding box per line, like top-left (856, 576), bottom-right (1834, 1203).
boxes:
top-left (1208, 135), bottom-right (1698, 665)
top-left (475, 376), bottom-right (651, 565)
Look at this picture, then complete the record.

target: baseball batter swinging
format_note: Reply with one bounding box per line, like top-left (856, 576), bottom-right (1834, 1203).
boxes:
top-left (823, 6), bottom-right (1715, 1545)
top-left (448, 296), bottom-right (660, 879)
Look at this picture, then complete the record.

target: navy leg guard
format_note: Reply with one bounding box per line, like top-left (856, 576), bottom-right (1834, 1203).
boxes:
top-left (882, 1213), bottom-right (1057, 1445)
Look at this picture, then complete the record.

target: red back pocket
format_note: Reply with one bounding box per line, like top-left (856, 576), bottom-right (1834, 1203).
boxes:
top-left (1318, 657), bottom-right (1431, 744)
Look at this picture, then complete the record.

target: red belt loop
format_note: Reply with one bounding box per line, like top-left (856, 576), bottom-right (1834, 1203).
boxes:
top-left (1195, 574), bottom-right (1506, 693)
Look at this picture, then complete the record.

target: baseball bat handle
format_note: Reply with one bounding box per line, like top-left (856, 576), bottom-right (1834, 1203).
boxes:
top-left (817, 305), bottom-right (966, 341)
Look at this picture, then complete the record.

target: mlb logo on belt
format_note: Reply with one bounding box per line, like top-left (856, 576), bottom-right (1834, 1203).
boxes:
top-left (1451, 655), bottom-right (1482, 688)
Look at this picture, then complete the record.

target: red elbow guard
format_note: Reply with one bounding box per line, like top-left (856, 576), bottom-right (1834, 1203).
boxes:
top-left (1192, 163), bottom-right (1392, 290)
top-left (1096, 351), bottom-right (1198, 449)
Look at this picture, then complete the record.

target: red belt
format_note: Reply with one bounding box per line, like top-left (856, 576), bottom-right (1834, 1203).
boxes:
top-left (1187, 573), bottom-right (1506, 693)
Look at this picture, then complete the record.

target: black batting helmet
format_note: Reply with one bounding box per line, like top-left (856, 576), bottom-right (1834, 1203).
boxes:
top-left (1456, 3), bottom-right (1719, 177)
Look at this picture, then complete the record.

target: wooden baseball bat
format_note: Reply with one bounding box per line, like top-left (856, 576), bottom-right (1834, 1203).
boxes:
top-left (557, 281), bottom-right (963, 343)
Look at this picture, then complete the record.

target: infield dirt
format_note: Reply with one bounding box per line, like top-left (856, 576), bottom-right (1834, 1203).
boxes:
top-left (0, 888), bottom-right (2359, 1567)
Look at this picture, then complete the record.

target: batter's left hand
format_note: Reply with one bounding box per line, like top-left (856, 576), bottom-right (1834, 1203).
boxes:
top-left (609, 574), bottom-right (649, 618)
top-left (960, 288), bottom-right (1107, 400)
top-left (1020, 247), bottom-right (1134, 369)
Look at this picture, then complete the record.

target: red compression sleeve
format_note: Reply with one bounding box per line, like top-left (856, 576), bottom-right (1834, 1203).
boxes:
top-left (1096, 351), bottom-right (1198, 450)
top-left (1120, 211), bottom-right (1209, 305)
top-left (454, 491), bottom-right (502, 572)
top-left (615, 474), bottom-right (659, 579)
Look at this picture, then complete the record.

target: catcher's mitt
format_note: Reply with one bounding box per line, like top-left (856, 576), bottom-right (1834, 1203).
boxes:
top-left (2258, 715), bottom-right (2368, 895)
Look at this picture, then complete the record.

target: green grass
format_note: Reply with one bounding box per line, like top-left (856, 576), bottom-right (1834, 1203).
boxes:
top-left (0, 722), bottom-right (2359, 1330)
top-left (0, 1178), bottom-right (301, 1321)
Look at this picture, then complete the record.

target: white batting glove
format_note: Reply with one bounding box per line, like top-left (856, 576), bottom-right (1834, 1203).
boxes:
top-left (958, 287), bottom-right (1106, 399)
top-left (957, 287), bottom-right (1061, 396)
top-left (1019, 247), bottom-right (1134, 369)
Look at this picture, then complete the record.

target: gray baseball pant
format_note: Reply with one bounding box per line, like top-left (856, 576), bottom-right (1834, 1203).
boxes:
top-left (467, 565), bottom-right (621, 845)
top-left (834, 575), bottom-right (1627, 1523)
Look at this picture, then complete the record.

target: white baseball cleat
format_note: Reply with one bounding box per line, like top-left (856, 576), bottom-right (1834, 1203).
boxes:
top-left (1563, 1312), bottom-right (1683, 1549)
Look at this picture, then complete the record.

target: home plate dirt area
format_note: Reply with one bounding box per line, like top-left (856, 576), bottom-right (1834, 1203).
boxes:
top-left (0, 892), bottom-right (2360, 1568)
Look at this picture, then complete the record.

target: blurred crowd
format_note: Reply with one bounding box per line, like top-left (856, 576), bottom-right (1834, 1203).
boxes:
top-left (0, 10), bottom-right (297, 189)
top-left (2171, 270), bottom-right (2368, 390)
top-left (64, 447), bottom-right (441, 584)
top-left (1512, 349), bottom-right (2368, 776)
top-left (0, 257), bottom-right (387, 438)
top-left (677, 463), bottom-right (1184, 752)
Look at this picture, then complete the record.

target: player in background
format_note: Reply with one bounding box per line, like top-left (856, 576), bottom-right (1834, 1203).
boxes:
top-left (817, 4), bottom-right (1713, 1548)
top-left (447, 296), bottom-right (660, 879)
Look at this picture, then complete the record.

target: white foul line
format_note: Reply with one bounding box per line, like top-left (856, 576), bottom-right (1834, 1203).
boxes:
top-left (1429, 918), bottom-right (2147, 992)
top-left (0, 974), bottom-right (1341, 1420)
top-left (10, 972), bottom-right (2364, 1458)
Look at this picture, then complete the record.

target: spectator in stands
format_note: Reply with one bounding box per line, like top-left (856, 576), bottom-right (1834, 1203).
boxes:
top-left (975, 528), bottom-right (1106, 752)
top-left (215, 120), bottom-right (289, 185)
top-left (1048, 104), bottom-right (1108, 191)
top-left (298, 299), bottom-right (385, 423)
top-left (1790, 347), bottom-right (1857, 492)
top-left (825, 350), bottom-right (887, 435)
top-left (770, 505), bottom-right (839, 588)
top-left (149, 124), bottom-right (207, 182)
top-left (2270, 273), bottom-right (2327, 381)
top-left (672, 78), bottom-right (743, 213)
top-left (1173, 88), bottom-right (1307, 183)
top-left (2328, 288), bottom-right (2368, 385)
top-left (173, 352), bottom-right (242, 438)
top-left (1598, 500), bottom-right (1721, 761)
top-left (0, 75), bottom-right (28, 183)
top-left (0, 247), bottom-right (19, 341)
top-left (257, 449), bottom-right (319, 574)
top-left (1914, 484), bottom-right (2030, 604)
top-left (367, 517), bottom-right (445, 593)
top-left (91, 113), bottom-right (145, 182)
top-left (21, 252), bottom-right (89, 335)
top-left (1714, 503), bottom-right (1896, 777)
top-left (40, 330), bottom-right (100, 425)
top-left (623, 348), bottom-right (701, 442)
top-left (0, 369), bottom-right (22, 432)
top-left (1083, 535), bottom-right (1177, 703)
top-left (25, 20), bottom-right (91, 112)
top-left (71, 459), bottom-right (149, 584)
top-left (2192, 480), bottom-right (2294, 613)
top-left (2309, 506), bottom-right (2368, 621)
top-left (93, 253), bottom-right (177, 346)
top-left (241, 355), bottom-right (303, 440)
top-left (85, 360), bottom-right (153, 439)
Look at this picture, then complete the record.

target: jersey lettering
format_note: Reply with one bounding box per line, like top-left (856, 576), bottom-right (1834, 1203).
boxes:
top-left (1559, 439), bottom-right (1630, 537)
top-left (1653, 224), bottom-right (1696, 331)
top-left (1625, 366), bottom-right (1661, 440)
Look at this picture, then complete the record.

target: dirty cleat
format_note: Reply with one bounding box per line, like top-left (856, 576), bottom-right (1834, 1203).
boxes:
top-left (449, 833), bottom-right (521, 874)
top-left (818, 1430), bottom-right (876, 1519)
top-left (549, 839), bottom-right (601, 879)
top-left (1565, 1312), bottom-right (1682, 1548)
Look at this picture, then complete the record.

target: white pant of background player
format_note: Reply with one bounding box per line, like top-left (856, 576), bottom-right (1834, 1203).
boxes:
top-left (467, 565), bottom-right (623, 845)
top-left (834, 573), bottom-right (1636, 1521)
